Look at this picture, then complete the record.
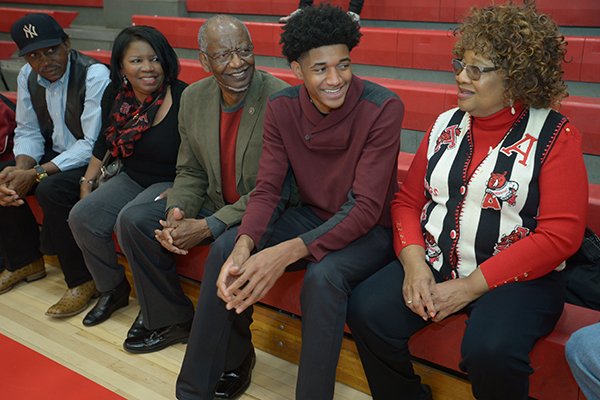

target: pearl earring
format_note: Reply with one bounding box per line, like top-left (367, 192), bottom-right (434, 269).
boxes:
top-left (509, 99), bottom-right (515, 115)
top-left (122, 75), bottom-right (128, 85)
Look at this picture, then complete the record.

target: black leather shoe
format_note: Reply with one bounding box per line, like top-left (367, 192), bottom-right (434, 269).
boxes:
top-left (82, 278), bottom-right (130, 327)
top-left (420, 384), bottom-right (433, 400)
top-left (214, 349), bottom-right (256, 399)
top-left (127, 311), bottom-right (149, 339)
top-left (123, 320), bottom-right (192, 354)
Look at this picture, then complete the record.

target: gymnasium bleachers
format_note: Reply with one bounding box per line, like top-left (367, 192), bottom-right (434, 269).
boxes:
top-left (2, 0), bottom-right (600, 398)
top-left (185, 0), bottom-right (600, 27)
top-left (2, 0), bottom-right (102, 7)
top-left (82, 44), bottom-right (600, 158)
top-left (0, 7), bottom-right (78, 32)
top-left (132, 15), bottom-right (600, 83)
top-left (0, 40), bottom-right (16, 59)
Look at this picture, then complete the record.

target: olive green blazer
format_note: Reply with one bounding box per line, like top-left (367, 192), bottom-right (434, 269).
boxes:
top-left (167, 69), bottom-right (289, 230)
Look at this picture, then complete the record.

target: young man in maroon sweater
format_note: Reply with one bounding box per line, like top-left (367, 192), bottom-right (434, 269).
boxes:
top-left (176, 5), bottom-right (404, 400)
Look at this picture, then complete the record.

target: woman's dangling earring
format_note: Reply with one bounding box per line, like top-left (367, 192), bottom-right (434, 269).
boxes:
top-left (509, 99), bottom-right (515, 115)
top-left (122, 74), bottom-right (128, 85)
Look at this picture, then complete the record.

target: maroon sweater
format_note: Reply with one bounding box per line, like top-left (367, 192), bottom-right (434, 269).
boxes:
top-left (238, 76), bottom-right (405, 261)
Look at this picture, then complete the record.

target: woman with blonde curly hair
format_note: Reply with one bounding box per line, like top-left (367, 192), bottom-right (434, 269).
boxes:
top-left (347, 2), bottom-right (588, 399)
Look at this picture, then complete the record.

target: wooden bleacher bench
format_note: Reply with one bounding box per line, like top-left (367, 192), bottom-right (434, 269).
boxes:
top-left (131, 15), bottom-right (600, 84)
top-left (184, 0), bottom-right (600, 27)
top-left (0, 7), bottom-right (78, 33)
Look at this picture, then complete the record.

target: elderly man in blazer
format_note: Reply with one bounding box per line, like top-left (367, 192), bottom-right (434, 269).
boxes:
top-left (113, 15), bottom-right (288, 363)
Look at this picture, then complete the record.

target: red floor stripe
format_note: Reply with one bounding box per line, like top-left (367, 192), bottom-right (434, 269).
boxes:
top-left (0, 333), bottom-right (125, 399)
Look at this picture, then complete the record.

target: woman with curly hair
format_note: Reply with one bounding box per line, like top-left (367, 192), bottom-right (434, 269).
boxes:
top-left (347, 3), bottom-right (587, 399)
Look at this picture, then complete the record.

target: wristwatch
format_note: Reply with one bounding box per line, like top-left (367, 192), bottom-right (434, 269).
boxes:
top-left (34, 164), bottom-right (48, 183)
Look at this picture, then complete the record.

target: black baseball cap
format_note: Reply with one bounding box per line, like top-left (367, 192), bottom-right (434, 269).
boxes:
top-left (10, 13), bottom-right (68, 57)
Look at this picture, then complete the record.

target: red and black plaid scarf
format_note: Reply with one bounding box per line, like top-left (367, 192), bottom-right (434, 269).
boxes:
top-left (104, 82), bottom-right (167, 158)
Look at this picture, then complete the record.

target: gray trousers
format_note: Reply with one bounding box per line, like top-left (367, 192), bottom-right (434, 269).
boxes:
top-left (69, 172), bottom-right (176, 312)
top-left (176, 206), bottom-right (395, 400)
top-left (112, 180), bottom-right (199, 329)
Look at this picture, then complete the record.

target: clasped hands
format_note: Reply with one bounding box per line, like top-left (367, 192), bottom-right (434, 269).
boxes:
top-left (0, 166), bottom-right (36, 207)
top-left (216, 236), bottom-right (306, 314)
top-left (402, 262), bottom-right (488, 323)
top-left (154, 207), bottom-right (212, 255)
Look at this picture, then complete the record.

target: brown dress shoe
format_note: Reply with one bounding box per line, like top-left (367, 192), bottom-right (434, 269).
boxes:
top-left (45, 280), bottom-right (99, 318)
top-left (0, 258), bottom-right (46, 294)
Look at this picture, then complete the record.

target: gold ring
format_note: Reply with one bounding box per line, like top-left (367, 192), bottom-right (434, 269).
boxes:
top-left (406, 300), bottom-right (413, 304)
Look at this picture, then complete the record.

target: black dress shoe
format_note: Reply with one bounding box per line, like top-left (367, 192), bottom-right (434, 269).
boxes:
top-left (82, 278), bottom-right (130, 327)
top-left (127, 311), bottom-right (149, 339)
top-left (420, 384), bottom-right (433, 400)
top-left (214, 349), bottom-right (256, 399)
top-left (123, 320), bottom-right (192, 354)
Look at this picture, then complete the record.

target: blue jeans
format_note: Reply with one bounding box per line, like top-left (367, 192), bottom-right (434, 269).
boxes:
top-left (566, 322), bottom-right (600, 400)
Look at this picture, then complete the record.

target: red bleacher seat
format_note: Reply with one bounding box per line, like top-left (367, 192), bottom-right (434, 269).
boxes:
top-left (2, 0), bottom-right (103, 7)
top-left (409, 303), bottom-right (600, 400)
top-left (0, 92), bottom-right (17, 104)
top-left (589, 184), bottom-right (600, 235)
top-left (81, 49), bottom-right (600, 156)
top-left (581, 37), bottom-right (600, 83)
top-left (559, 96), bottom-right (600, 156)
top-left (186, 0), bottom-right (600, 27)
top-left (132, 15), bottom-right (600, 84)
top-left (0, 41), bottom-right (17, 59)
top-left (0, 7), bottom-right (78, 33)
top-left (450, 0), bottom-right (600, 27)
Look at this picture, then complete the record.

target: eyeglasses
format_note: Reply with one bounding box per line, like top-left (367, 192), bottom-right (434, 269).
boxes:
top-left (451, 58), bottom-right (499, 81)
top-left (201, 45), bottom-right (254, 65)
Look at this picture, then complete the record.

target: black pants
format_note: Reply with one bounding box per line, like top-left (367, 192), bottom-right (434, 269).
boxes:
top-left (176, 206), bottom-right (395, 400)
top-left (346, 260), bottom-right (566, 400)
top-left (299, 0), bottom-right (364, 14)
top-left (0, 159), bottom-right (91, 287)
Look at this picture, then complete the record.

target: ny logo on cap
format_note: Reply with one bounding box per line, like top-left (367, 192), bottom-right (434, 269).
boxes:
top-left (23, 24), bottom-right (38, 39)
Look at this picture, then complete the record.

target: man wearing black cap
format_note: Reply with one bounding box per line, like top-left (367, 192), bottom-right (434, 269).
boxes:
top-left (0, 13), bottom-right (109, 318)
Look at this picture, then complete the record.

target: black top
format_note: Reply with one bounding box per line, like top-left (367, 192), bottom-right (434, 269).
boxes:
top-left (93, 79), bottom-right (187, 188)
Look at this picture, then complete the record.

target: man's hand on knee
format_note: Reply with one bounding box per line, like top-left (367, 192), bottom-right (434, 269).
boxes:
top-left (217, 235), bottom-right (254, 304)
